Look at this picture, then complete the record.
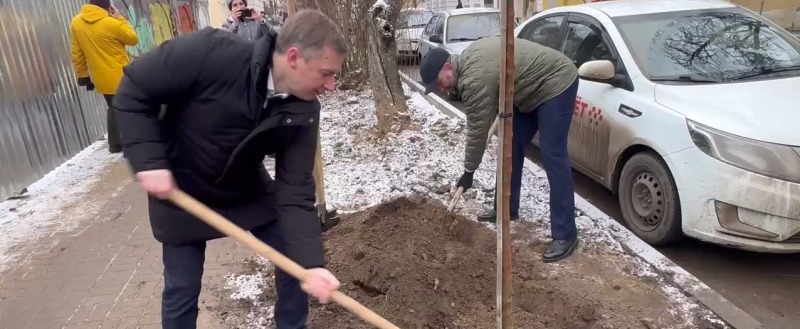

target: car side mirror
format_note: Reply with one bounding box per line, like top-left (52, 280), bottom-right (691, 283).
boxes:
top-left (578, 60), bottom-right (616, 83)
top-left (429, 34), bottom-right (443, 43)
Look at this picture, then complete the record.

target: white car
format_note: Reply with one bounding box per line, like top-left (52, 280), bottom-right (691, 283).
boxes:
top-left (396, 8), bottom-right (434, 58)
top-left (515, 0), bottom-right (800, 253)
top-left (418, 8), bottom-right (502, 60)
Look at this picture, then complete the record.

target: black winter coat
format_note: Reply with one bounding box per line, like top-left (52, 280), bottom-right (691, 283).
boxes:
top-left (112, 27), bottom-right (324, 268)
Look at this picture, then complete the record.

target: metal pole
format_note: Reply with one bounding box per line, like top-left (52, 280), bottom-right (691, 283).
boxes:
top-left (497, 0), bottom-right (514, 328)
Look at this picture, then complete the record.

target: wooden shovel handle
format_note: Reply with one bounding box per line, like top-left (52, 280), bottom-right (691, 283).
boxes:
top-left (313, 127), bottom-right (327, 206)
top-left (487, 116), bottom-right (499, 146)
top-left (167, 189), bottom-right (399, 329)
top-left (448, 186), bottom-right (464, 211)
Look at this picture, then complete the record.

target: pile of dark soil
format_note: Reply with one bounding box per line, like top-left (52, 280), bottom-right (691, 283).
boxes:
top-left (309, 195), bottom-right (716, 329)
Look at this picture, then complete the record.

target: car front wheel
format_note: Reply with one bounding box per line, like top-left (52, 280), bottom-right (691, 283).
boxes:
top-left (618, 152), bottom-right (683, 245)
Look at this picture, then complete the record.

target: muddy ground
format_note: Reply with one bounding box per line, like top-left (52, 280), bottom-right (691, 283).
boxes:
top-left (210, 195), bottom-right (722, 329)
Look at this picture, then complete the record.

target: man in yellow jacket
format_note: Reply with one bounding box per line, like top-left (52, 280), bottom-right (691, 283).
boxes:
top-left (70, 0), bottom-right (138, 153)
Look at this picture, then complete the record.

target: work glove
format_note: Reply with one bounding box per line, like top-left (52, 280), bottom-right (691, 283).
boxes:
top-left (455, 170), bottom-right (474, 191)
top-left (77, 77), bottom-right (94, 91)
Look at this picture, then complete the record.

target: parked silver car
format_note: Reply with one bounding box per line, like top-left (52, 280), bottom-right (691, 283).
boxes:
top-left (417, 8), bottom-right (504, 100)
top-left (418, 8), bottom-right (502, 59)
top-left (396, 8), bottom-right (434, 59)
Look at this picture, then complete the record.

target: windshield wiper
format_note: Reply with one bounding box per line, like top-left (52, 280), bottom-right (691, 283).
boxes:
top-left (729, 65), bottom-right (800, 80)
top-left (449, 37), bottom-right (479, 42)
top-left (650, 75), bottom-right (720, 83)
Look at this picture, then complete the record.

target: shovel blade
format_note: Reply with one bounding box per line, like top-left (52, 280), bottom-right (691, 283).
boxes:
top-left (317, 204), bottom-right (341, 232)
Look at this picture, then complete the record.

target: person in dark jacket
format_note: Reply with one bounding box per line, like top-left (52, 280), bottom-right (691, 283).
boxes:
top-left (112, 9), bottom-right (347, 329)
top-left (419, 39), bottom-right (580, 263)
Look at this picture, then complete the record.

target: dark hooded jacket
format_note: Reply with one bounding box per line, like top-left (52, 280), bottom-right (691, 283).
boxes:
top-left (112, 27), bottom-right (324, 268)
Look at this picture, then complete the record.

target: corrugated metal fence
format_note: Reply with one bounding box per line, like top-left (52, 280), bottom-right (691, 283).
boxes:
top-left (0, 0), bottom-right (209, 201)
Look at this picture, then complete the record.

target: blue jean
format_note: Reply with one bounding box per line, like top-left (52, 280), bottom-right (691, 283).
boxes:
top-left (493, 77), bottom-right (579, 240)
top-left (161, 221), bottom-right (308, 329)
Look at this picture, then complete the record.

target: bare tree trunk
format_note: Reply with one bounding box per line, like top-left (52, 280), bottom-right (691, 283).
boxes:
top-left (367, 0), bottom-right (409, 137)
top-left (296, 0), bottom-right (320, 9)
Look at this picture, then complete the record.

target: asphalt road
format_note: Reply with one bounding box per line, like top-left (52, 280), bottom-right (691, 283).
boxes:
top-left (399, 66), bottom-right (800, 328)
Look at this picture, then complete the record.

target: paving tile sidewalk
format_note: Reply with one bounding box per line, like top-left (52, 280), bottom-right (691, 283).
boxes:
top-left (0, 158), bottom-right (257, 329)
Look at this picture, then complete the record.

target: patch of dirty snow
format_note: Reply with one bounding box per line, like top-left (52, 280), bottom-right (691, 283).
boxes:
top-left (223, 257), bottom-right (275, 328)
top-left (0, 139), bottom-right (121, 271)
top-left (227, 273), bottom-right (266, 301)
top-left (262, 88), bottom-right (722, 327)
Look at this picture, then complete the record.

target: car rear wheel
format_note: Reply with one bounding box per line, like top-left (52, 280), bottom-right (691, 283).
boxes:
top-left (618, 152), bottom-right (683, 245)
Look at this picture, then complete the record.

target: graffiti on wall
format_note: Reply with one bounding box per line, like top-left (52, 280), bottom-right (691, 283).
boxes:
top-left (178, 3), bottom-right (196, 33)
top-left (117, 0), bottom-right (209, 58)
top-left (150, 2), bottom-right (176, 45)
top-left (196, 6), bottom-right (209, 29)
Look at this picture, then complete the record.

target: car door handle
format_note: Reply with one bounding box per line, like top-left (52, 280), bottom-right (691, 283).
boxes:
top-left (618, 104), bottom-right (641, 118)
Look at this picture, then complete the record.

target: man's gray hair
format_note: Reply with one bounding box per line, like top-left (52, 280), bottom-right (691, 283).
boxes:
top-left (275, 9), bottom-right (347, 60)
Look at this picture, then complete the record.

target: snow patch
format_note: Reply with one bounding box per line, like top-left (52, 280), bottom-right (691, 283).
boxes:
top-left (0, 140), bottom-right (121, 272)
top-left (226, 273), bottom-right (266, 301)
top-left (223, 257), bottom-right (275, 328)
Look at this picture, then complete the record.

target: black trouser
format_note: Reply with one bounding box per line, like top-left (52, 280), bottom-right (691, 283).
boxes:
top-left (161, 221), bottom-right (309, 329)
top-left (102, 94), bottom-right (122, 152)
top-left (491, 77), bottom-right (579, 240)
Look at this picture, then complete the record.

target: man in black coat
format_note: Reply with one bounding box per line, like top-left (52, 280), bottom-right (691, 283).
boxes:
top-left (112, 9), bottom-right (347, 329)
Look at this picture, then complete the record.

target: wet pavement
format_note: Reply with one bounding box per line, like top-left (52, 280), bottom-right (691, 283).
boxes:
top-left (402, 67), bottom-right (800, 328)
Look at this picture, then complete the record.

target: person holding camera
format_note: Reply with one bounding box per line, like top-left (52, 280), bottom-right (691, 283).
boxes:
top-left (221, 0), bottom-right (270, 41)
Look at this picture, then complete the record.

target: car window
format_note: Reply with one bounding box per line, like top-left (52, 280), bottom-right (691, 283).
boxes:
top-left (518, 15), bottom-right (564, 50)
top-left (434, 15), bottom-right (445, 36)
top-left (446, 13), bottom-right (501, 43)
top-left (612, 8), bottom-right (800, 82)
top-left (424, 16), bottom-right (439, 36)
top-left (561, 20), bottom-right (614, 68)
top-left (405, 11), bottom-right (433, 28)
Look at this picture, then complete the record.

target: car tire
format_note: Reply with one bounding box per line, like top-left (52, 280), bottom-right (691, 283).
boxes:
top-left (618, 152), bottom-right (683, 245)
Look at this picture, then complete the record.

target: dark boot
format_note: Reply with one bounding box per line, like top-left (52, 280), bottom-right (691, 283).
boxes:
top-left (476, 209), bottom-right (519, 223)
top-left (107, 112), bottom-right (122, 153)
top-left (103, 94), bottom-right (122, 153)
top-left (542, 238), bottom-right (579, 263)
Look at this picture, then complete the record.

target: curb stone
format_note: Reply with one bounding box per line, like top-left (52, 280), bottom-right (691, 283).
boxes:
top-left (398, 71), bottom-right (763, 329)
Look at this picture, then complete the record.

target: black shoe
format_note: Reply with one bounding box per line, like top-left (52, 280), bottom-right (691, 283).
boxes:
top-left (109, 146), bottom-right (122, 154)
top-left (476, 209), bottom-right (519, 223)
top-left (542, 238), bottom-right (578, 263)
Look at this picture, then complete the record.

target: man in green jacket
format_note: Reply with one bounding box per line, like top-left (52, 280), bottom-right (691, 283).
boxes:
top-left (419, 37), bottom-right (579, 262)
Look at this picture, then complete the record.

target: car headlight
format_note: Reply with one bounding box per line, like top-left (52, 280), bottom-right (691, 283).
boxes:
top-left (687, 120), bottom-right (800, 183)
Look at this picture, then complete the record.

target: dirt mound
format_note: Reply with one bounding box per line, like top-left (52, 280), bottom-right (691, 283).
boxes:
top-left (309, 195), bottom-right (711, 329)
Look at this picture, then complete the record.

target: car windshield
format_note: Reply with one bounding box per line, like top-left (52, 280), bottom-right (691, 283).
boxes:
top-left (446, 13), bottom-right (501, 42)
top-left (612, 8), bottom-right (800, 82)
top-left (405, 11), bottom-right (433, 28)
